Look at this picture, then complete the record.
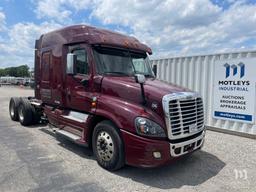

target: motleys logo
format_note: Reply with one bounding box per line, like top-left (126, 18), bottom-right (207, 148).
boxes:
top-left (223, 62), bottom-right (245, 78)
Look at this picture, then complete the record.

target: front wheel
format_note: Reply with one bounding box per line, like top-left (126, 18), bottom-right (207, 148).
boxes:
top-left (92, 120), bottom-right (125, 171)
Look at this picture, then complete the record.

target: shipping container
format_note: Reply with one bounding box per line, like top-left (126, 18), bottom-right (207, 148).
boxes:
top-left (151, 50), bottom-right (256, 138)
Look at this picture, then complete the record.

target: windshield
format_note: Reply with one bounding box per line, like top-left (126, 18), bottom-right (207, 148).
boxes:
top-left (93, 47), bottom-right (154, 77)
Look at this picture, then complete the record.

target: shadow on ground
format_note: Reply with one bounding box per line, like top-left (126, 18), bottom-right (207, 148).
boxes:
top-left (39, 127), bottom-right (225, 190)
top-left (39, 128), bottom-right (94, 158)
top-left (116, 150), bottom-right (225, 189)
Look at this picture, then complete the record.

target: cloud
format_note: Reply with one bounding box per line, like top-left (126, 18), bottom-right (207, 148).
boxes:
top-left (67, 0), bottom-right (92, 11)
top-left (1, 0), bottom-right (256, 68)
top-left (91, 0), bottom-right (223, 55)
top-left (0, 22), bottom-right (61, 68)
top-left (35, 0), bottom-right (72, 23)
top-left (91, 0), bottom-right (256, 57)
top-left (92, 0), bottom-right (221, 29)
top-left (0, 10), bottom-right (6, 31)
top-left (34, 0), bottom-right (92, 23)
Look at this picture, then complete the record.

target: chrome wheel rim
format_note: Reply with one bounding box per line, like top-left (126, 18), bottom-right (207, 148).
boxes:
top-left (19, 107), bottom-right (24, 121)
top-left (96, 131), bottom-right (114, 161)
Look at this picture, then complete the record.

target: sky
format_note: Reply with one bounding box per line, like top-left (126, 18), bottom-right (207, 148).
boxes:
top-left (0, 0), bottom-right (256, 68)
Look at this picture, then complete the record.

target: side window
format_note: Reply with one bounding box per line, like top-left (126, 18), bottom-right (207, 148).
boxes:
top-left (132, 58), bottom-right (147, 73)
top-left (42, 52), bottom-right (50, 81)
top-left (73, 49), bottom-right (89, 75)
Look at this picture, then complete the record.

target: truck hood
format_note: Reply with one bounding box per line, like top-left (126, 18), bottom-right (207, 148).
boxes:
top-left (101, 76), bottom-right (189, 108)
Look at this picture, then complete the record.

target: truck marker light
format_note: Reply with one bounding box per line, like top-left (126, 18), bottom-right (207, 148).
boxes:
top-left (100, 35), bottom-right (106, 42)
top-left (92, 96), bottom-right (97, 102)
top-left (91, 97), bottom-right (97, 108)
top-left (124, 40), bottom-right (129, 46)
top-left (92, 102), bottom-right (97, 108)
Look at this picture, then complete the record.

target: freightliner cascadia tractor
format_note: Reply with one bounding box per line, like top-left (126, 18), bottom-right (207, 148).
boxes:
top-left (9, 25), bottom-right (205, 171)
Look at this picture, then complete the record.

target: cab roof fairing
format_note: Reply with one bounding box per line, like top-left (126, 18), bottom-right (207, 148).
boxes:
top-left (36, 25), bottom-right (152, 54)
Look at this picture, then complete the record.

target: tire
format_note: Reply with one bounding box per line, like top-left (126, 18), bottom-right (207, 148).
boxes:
top-left (92, 120), bottom-right (125, 171)
top-left (9, 97), bottom-right (21, 121)
top-left (32, 110), bottom-right (41, 124)
top-left (18, 98), bottom-right (34, 126)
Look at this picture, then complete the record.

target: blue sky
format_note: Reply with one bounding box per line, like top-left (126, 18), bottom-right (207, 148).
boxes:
top-left (0, 0), bottom-right (256, 68)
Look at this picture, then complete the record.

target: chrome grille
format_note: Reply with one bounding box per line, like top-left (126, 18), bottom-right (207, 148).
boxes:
top-left (162, 92), bottom-right (205, 139)
top-left (168, 97), bottom-right (204, 138)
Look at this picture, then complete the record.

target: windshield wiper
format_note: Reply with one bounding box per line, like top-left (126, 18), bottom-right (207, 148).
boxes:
top-left (138, 74), bottom-right (155, 78)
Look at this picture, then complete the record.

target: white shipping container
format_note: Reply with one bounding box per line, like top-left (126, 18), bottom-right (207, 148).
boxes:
top-left (151, 50), bottom-right (256, 138)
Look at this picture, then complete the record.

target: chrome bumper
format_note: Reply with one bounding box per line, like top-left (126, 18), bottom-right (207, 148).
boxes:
top-left (170, 131), bottom-right (205, 157)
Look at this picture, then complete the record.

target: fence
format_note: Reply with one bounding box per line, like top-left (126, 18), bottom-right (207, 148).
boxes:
top-left (151, 50), bottom-right (256, 138)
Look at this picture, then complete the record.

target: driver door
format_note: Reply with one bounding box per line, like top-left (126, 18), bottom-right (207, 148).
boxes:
top-left (65, 44), bottom-right (92, 112)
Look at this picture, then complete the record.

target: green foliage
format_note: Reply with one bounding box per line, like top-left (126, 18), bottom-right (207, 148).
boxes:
top-left (0, 68), bottom-right (6, 76)
top-left (0, 65), bottom-right (30, 77)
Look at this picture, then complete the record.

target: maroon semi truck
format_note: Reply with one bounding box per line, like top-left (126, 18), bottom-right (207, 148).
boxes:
top-left (9, 25), bottom-right (205, 171)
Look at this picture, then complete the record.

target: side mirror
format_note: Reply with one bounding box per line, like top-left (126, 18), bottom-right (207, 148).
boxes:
top-left (135, 74), bottom-right (146, 84)
top-left (135, 74), bottom-right (146, 105)
top-left (67, 53), bottom-right (75, 74)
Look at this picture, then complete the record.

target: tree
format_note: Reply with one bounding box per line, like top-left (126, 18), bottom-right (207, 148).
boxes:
top-left (17, 65), bottom-right (30, 77)
top-left (0, 65), bottom-right (30, 77)
top-left (0, 68), bottom-right (6, 76)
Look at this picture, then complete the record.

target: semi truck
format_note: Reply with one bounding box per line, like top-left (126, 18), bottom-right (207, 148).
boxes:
top-left (9, 25), bottom-right (205, 171)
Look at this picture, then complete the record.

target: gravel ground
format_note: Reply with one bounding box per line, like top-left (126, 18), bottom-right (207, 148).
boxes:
top-left (0, 86), bottom-right (255, 192)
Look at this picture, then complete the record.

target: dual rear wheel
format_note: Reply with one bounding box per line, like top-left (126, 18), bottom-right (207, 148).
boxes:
top-left (9, 97), bottom-right (40, 126)
top-left (9, 97), bottom-right (20, 121)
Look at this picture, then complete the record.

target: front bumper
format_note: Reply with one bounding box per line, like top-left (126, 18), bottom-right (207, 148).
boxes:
top-left (170, 131), bottom-right (205, 157)
top-left (121, 129), bottom-right (205, 168)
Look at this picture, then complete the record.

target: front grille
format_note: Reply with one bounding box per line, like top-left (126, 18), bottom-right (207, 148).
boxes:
top-left (168, 97), bottom-right (204, 138)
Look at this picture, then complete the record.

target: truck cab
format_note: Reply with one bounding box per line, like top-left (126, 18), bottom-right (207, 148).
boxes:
top-left (10, 25), bottom-right (205, 171)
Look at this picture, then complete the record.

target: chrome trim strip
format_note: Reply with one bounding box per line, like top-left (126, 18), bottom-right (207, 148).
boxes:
top-left (56, 129), bottom-right (81, 140)
top-left (62, 111), bottom-right (88, 123)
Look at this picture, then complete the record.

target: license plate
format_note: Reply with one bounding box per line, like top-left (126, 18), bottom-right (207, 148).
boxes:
top-left (184, 143), bottom-right (195, 152)
top-left (189, 124), bottom-right (197, 133)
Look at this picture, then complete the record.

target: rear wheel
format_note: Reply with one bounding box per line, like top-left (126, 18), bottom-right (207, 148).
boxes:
top-left (18, 98), bottom-right (34, 126)
top-left (9, 97), bottom-right (21, 121)
top-left (92, 120), bottom-right (125, 171)
top-left (32, 110), bottom-right (41, 124)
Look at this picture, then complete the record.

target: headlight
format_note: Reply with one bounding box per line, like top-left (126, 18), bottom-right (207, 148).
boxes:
top-left (135, 117), bottom-right (166, 138)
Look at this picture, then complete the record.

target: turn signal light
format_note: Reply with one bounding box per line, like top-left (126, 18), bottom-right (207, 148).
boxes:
top-left (91, 97), bottom-right (97, 108)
